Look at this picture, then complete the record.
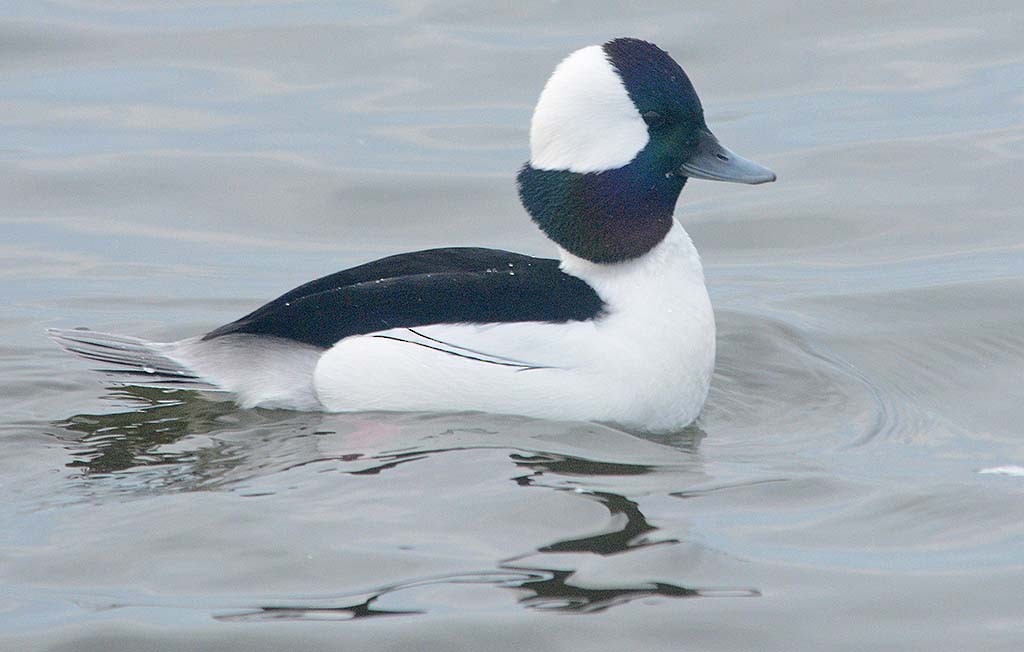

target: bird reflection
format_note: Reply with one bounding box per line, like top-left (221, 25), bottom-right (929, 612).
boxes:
top-left (510, 453), bottom-right (671, 554)
top-left (220, 450), bottom-right (757, 622)
top-left (217, 567), bottom-right (724, 621)
top-left (49, 390), bottom-right (755, 620)
top-left (514, 570), bottom-right (702, 613)
top-left (52, 387), bottom-right (239, 474)
top-left (220, 597), bottom-right (423, 621)
top-left (497, 452), bottom-right (759, 613)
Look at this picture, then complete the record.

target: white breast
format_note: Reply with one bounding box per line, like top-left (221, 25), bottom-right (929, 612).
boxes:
top-left (312, 221), bottom-right (715, 433)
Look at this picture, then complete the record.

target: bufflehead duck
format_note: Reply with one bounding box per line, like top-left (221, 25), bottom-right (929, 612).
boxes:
top-left (49, 38), bottom-right (775, 433)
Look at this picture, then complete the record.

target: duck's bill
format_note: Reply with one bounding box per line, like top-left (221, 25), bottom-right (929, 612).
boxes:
top-left (678, 130), bottom-right (776, 184)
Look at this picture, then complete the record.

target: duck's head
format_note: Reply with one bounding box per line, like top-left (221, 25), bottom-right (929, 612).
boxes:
top-left (518, 38), bottom-right (775, 264)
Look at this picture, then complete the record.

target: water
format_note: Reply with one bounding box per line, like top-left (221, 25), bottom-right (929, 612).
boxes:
top-left (3, 2), bottom-right (1023, 650)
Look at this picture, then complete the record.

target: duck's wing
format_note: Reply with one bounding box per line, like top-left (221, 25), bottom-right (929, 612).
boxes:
top-left (203, 247), bottom-right (605, 349)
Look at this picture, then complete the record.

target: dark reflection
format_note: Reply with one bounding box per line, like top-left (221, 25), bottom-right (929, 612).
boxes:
top-left (216, 571), bottom-right (546, 622)
top-left (510, 454), bottom-right (670, 554)
top-left (52, 387), bottom-right (237, 474)
top-left (497, 451), bottom-right (759, 611)
top-left (220, 598), bottom-right (423, 621)
top-left (224, 449), bottom-right (757, 621)
top-left (46, 387), bottom-right (329, 494)
top-left (47, 393), bottom-right (757, 619)
top-left (514, 570), bottom-right (700, 613)
top-left (345, 449), bottom-right (446, 475)
top-left (217, 568), bottom-right (757, 622)
top-left (536, 491), bottom-right (669, 555)
top-left (511, 452), bottom-right (656, 477)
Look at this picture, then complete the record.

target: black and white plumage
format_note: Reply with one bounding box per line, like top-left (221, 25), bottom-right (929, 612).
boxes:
top-left (49, 38), bottom-right (775, 433)
top-left (202, 248), bottom-right (605, 348)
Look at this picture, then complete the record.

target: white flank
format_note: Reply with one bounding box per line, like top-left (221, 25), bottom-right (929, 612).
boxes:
top-left (313, 222), bottom-right (714, 433)
top-left (170, 334), bottom-right (324, 410)
top-left (529, 45), bottom-right (649, 173)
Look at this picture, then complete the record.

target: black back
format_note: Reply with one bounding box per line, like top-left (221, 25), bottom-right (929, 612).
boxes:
top-left (203, 247), bottom-right (605, 349)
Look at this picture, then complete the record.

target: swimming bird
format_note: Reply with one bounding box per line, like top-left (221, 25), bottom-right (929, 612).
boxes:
top-left (49, 38), bottom-right (775, 433)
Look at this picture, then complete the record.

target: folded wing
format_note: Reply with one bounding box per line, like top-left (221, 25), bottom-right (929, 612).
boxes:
top-left (203, 247), bottom-right (606, 349)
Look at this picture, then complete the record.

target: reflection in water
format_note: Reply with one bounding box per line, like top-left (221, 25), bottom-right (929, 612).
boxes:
top-left (500, 453), bottom-right (760, 612)
top-left (217, 525), bottom-right (759, 621)
top-left (219, 566), bottom-right (759, 622)
top-left (217, 571), bottom-right (542, 622)
top-left (218, 446), bottom-right (759, 620)
top-left (48, 391), bottom-right (758, 620)
top-left (46, 388), bottom-right (336, 497)
top-left (510, 453), bottom-right (670, 554)
top-left (53, 387), bottom-right (238, 475)
top-left (515, 570), bottom-right (699, 613)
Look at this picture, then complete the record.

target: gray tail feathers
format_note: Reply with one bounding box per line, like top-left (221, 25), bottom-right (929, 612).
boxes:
top-left (47, 328), bottom-right (218, 390)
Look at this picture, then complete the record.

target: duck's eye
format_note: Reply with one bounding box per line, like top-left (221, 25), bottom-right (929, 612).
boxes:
top-left (642, 111), bottom-right (666, 128)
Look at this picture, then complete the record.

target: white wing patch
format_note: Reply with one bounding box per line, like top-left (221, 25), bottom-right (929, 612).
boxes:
top-left (529, 45), bottom-right (648, 173)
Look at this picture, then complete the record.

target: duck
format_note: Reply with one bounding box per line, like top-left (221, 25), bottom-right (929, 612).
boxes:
top-left (49, 37), bottom-right (775, 434)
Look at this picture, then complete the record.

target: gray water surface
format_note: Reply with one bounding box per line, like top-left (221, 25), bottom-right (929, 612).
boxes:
top-left (3, 2), bottom-right (1024, 651)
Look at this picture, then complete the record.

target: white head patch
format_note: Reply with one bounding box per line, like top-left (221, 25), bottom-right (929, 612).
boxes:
top-left (529, 45), bottom-right (649, 174)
